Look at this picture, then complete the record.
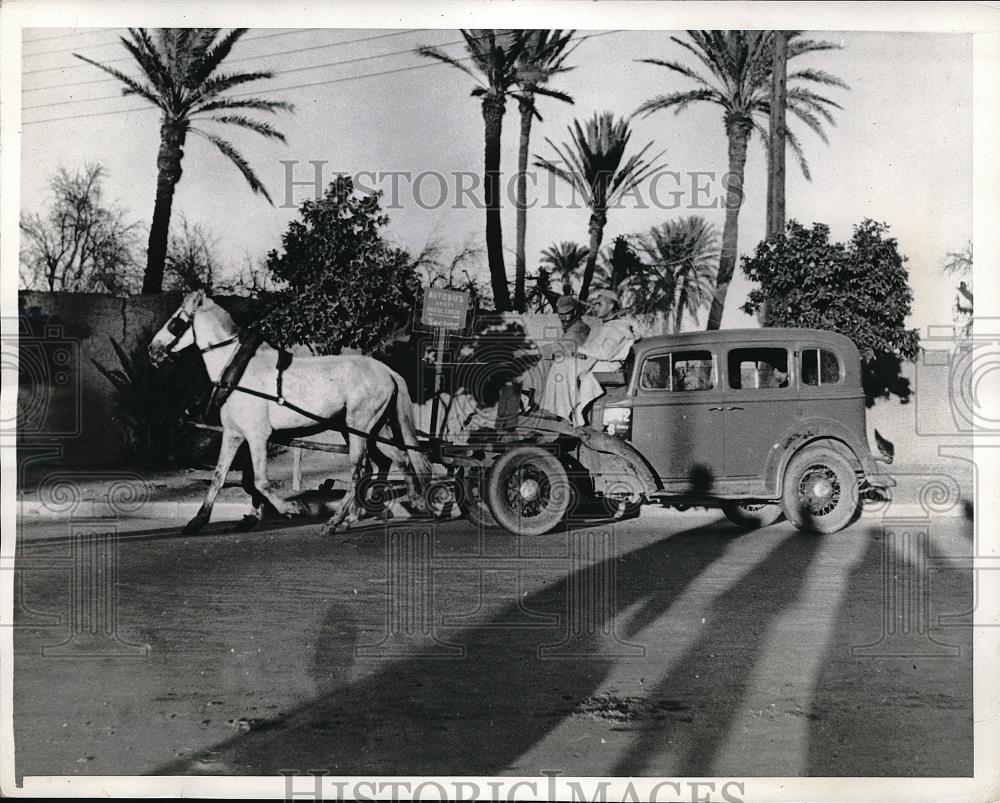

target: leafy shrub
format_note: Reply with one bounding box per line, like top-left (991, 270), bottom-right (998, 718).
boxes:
top-left (253, 176), bottom-right (423, 354)
top-left (93, 332), bottom-right (214, 466)
top-left (741, 219), bottom-right (920, 406)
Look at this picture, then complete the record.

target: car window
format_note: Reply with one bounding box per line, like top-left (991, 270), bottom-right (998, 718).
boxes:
top-left (728, 347), bottom-right (789, 390)
top-left (639, 350), bottom-right (714, 391)
top-left (801, 348), bottom-right (842, 386)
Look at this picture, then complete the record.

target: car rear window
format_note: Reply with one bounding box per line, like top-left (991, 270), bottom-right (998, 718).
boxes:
top-left (801, 348), bottom-right (842, 386)
top-left (640, 350), bottom-right (715, 391)
top-left (728, 347), bottom-right (789, 390)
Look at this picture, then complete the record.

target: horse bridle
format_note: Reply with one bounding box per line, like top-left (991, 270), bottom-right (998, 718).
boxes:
top-left (162, 307), bottom-right (240, 356)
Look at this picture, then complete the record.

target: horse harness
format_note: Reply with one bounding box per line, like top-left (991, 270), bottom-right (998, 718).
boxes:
top-left (178, 317), bottom-right (427, 454)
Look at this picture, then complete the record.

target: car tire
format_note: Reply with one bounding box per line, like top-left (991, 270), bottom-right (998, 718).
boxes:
top-left (456, 467), bottom-right (499, 529)
top-left (781, 447), bottom-right (860, 534)
top-left (721, 501), bottom-right (783, 529)
top-left (485, 446), bottom-right (572, 536)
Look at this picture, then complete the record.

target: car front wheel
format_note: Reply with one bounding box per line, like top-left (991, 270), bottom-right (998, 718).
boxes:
top-left (485, 446), bottom-right (571, 536)
top-left (781, 447), bottom-right (860, 534)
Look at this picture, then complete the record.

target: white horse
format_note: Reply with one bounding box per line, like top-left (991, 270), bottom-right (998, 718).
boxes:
top-left (148, 290), bottom-right (431, 535)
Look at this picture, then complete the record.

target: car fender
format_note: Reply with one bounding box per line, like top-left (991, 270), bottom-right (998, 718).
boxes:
top-left (765, 416), bottom-right (873, 495)
top-left (574, 428), bottom-right (660, 496)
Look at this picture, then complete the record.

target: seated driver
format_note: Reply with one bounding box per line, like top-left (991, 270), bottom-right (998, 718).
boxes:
top-left (539, 289), bottom-right (635, 427)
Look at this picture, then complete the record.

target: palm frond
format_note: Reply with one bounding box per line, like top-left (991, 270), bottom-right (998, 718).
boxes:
top-left (190, 96), bottom-right (294, 115)
top-left (72, 53), bottom-right (165, 110)
top-left (635, 28), bottom-right (848, 182)
top-left (185, 70), bottom-right (275, 107)
top-left (784, 126), bottom-right (812, 180)
top-left (124, 29), bottom-right (172, 95)
top-left (787, 37), bottom-right (844, 58)
top-left (417, 45), bottom-right (482, 84)
top-left (636, 57), bottom-right (712, 88)
top-left (200, 114), bottom-right (287, 142)
top-left (786, 102), bottom-right (829, 144)
top-left (191, 129), bottom-right (274, 204)
top-left (788, 67), bottom-right (850, 91)
top-left (633, 88), bottom-right (719, 118)
top-left (189, 28), bottom-right (247, 86)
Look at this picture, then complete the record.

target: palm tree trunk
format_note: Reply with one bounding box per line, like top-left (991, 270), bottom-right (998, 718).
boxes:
top-left (579, 208), bottom-right (607, 301)
top-left (706, 119), bottom-right (751, 330)
top-left (143, 121), bottom-right (187, 294)
top-left (675, 286), bottom-right (688, 333)
top-left (482, 96), bottom-right (511, 312)
top-left (513, 98), bottom-right (534, 313)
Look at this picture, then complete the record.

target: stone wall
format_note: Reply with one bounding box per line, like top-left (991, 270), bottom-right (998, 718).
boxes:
top-left (17, 291), bottom-right (256, 466)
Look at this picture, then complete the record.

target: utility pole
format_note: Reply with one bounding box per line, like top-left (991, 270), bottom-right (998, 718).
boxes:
top-left (766, 30), bottom-right (788, 238)
top-left (761, 30), bottom-right (788, 326)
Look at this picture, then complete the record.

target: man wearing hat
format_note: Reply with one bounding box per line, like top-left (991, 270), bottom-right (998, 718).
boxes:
top-left (540, 288), bottom-right (635, 426)
top-left (555, 293), bottom-right (591, 348)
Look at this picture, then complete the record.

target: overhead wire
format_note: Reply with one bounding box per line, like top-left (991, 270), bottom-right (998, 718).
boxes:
top-left (21, 30), bottom-right (623, 126)
top-left (21, 28), bottom-right (422, 78)
top-left (23, 28), bottom-right (313, 58)
top-left (23, 34), bottom-right (472, 110)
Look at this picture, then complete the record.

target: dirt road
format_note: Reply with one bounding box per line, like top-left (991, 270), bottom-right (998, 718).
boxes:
top-left (14, 507), bottom-right (973, 779)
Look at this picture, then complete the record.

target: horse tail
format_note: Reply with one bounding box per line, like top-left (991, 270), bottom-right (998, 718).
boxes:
top-left (389, 369), bottom-right (432, 490)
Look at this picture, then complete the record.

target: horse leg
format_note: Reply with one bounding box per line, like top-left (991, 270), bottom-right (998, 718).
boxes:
top-left (246, 433), bottom-right (302, 517)
top-left (321, 432), bottom-right (368, 535)
top-left (369, 442), bottom-right (395, 521)
top-left (234, 457), bottom-right (267, 532)
top-left (184, 429), bottom-right (244, 534)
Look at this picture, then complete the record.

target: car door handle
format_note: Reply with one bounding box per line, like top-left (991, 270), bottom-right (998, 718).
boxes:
top-left (708, 406), bottom-right (724, 411)
top-left (728, 406), bottom-right (744, 411)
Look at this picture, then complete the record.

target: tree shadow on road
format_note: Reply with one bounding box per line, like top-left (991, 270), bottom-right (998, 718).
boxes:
top-left (154, 517), bottom-right (758, 776)
top-left (805, 524), bottom-right (972, 776)
top-left (610, 530), bottom-right (826, 776)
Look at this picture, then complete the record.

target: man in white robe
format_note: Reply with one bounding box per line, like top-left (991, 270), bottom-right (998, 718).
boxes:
top-left (539, 289), bottom-right (635, 427)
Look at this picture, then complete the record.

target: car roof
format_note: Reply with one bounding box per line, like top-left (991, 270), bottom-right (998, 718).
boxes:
top-left (634, 327), bottom-right (859, 358)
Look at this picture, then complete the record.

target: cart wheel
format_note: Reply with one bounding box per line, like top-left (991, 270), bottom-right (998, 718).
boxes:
top-left (781, 447), bottom-right (861, 534)
top-left (721, 501), bottom-right (783, 529)
top-left (456, 467), bottom-right (499, 529)
top-left (485, 446), bottom-right (571, 536)
top-left (424, 478), bottom-right (457, 519)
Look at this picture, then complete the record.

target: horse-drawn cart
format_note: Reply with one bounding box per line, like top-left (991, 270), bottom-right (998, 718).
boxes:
top-left (155, 291), bottom-right (893, 538)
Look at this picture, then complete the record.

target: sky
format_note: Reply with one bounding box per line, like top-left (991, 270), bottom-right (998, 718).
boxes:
top-left (18, 25), bottom-right (973, 332)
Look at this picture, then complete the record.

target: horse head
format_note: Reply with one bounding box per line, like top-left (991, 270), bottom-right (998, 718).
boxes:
top-left (148, 289), bottom-right (207, 366)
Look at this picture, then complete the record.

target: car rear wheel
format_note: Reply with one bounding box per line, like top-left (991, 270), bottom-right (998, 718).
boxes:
top-left (781, 447), bottom-right (860, 534)
top-left (485, 446), bottom-right (571, 536)
top-left (721, 501), bottom-right (783, 529)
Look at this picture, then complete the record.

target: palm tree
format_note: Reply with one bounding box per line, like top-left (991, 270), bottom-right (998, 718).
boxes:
top-left (632, 216), bottom-right (719, 329)
top-left (539, 240), bottom-right (590, 295)
top-left (535, 112), bottom-right (665, 301)
top-left (512, 30), bottom-right (577, 312)
top-left (76, 28), bottom-right (292, 294)
top-left (419, 30), bottom-right (532, 312)
top-left (596, 234), bottom-right (643, 295)
top-left (635, 30), bottom-right (848, 329)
